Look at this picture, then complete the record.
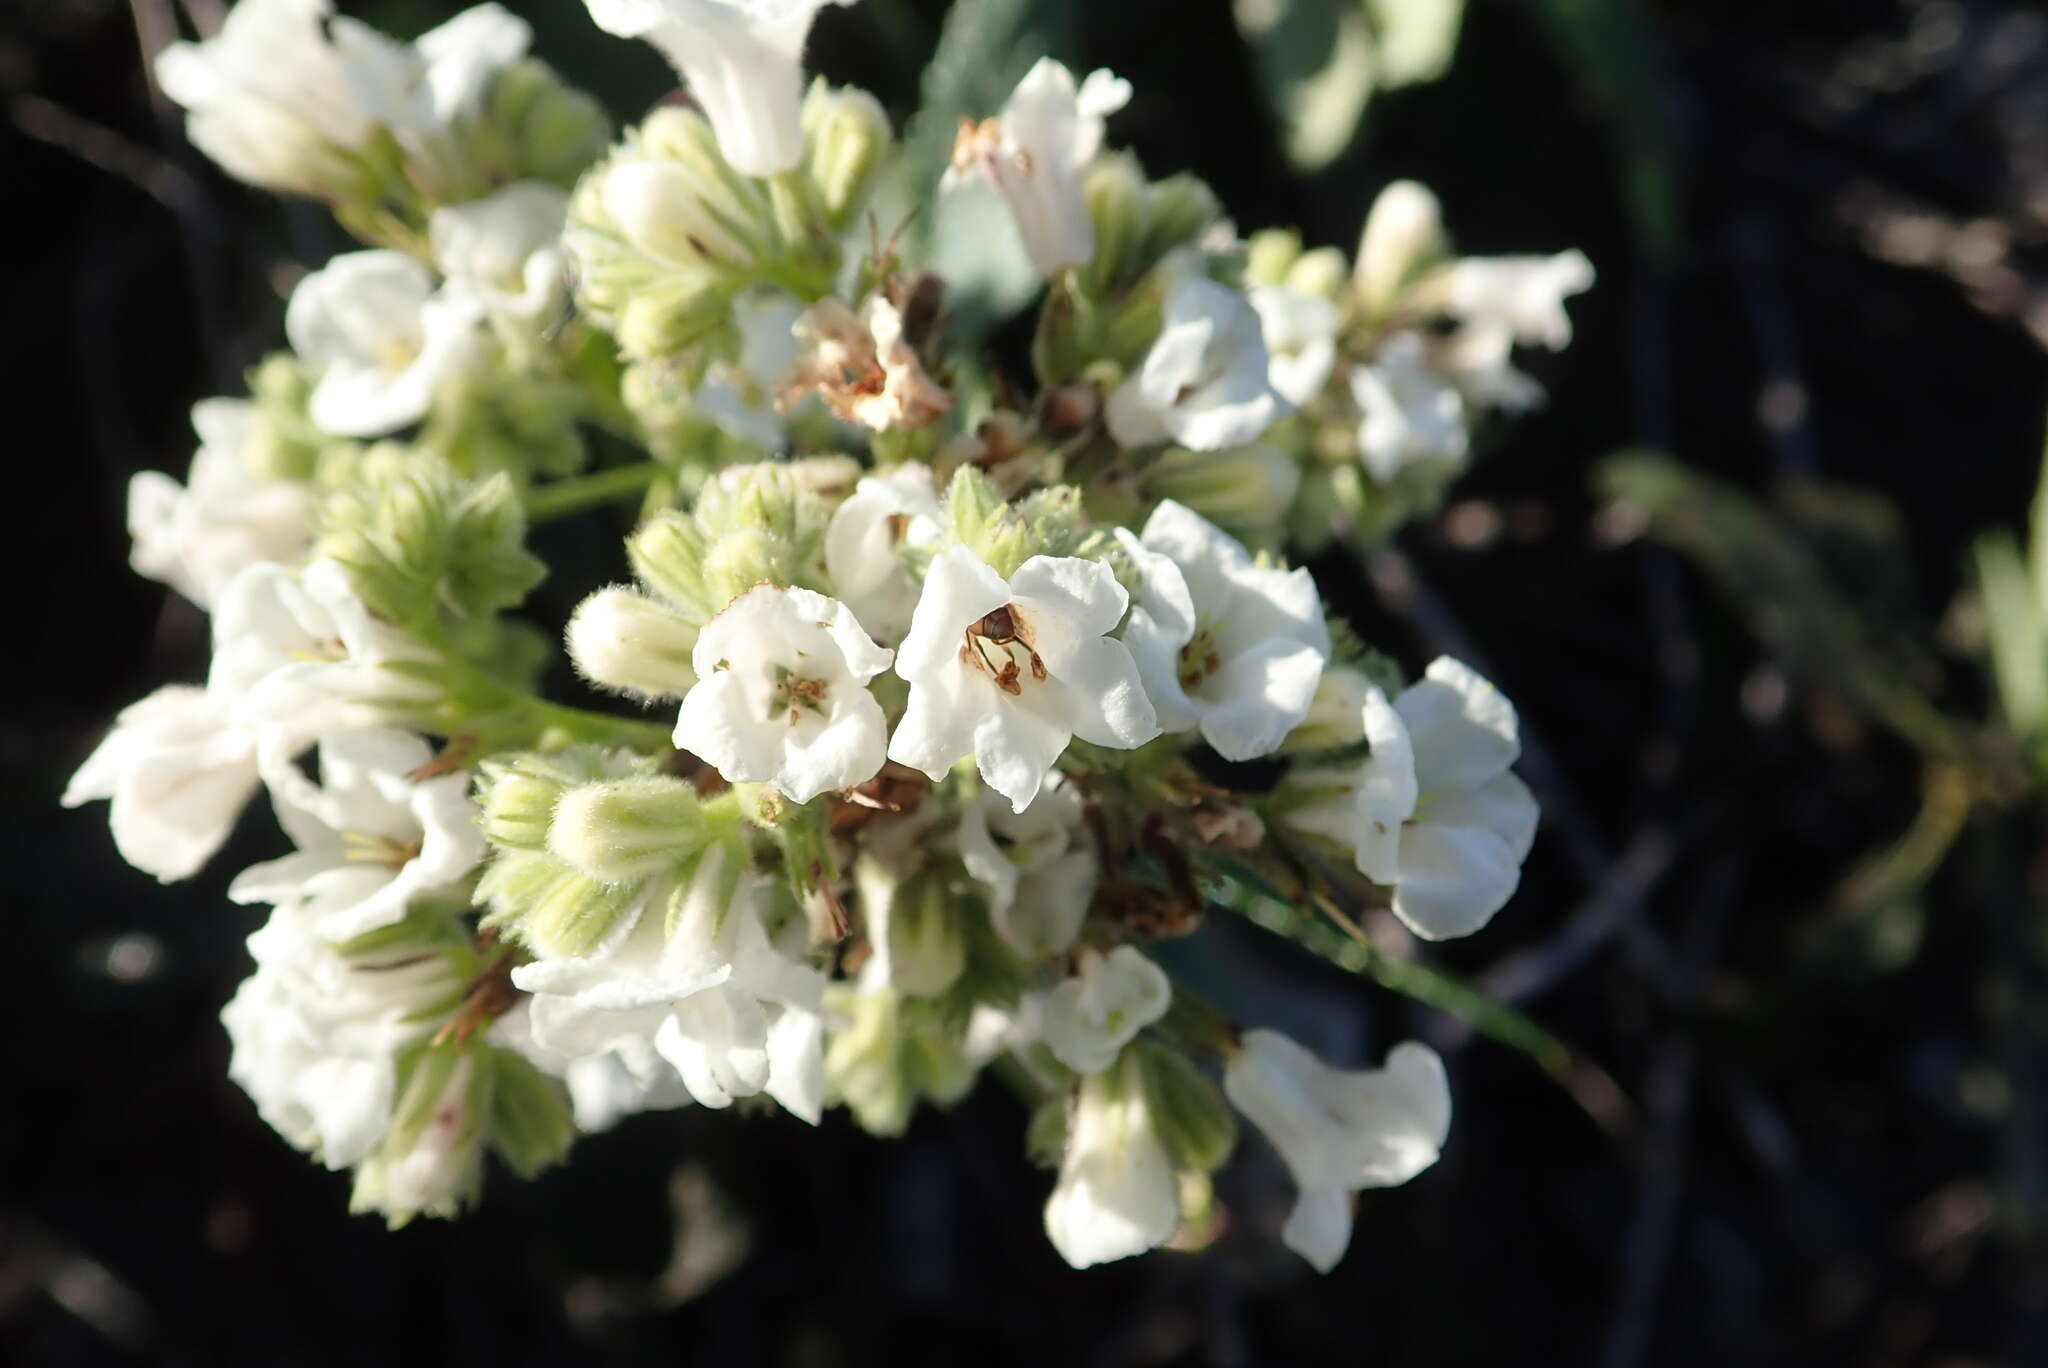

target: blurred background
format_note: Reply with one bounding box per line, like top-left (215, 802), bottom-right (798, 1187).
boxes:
top-left (9, 0), bottom-right (2048, 1363)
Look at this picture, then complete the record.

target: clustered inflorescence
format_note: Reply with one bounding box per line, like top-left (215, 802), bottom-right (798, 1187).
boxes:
top-left (73, 0), bottom-right (1591, 1271)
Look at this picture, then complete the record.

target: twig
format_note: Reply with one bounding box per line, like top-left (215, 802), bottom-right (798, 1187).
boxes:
top-left (11, 95), bottom-right (194, 212)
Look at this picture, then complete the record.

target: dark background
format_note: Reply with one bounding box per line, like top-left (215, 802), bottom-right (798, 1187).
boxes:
top-left (8, 0), bottom-right (2048, 1363)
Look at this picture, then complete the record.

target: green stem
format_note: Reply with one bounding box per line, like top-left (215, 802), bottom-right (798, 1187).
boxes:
top-left (409, 629), bottom-right (675, 754)
top-left (524, 461), bottom-right (666, 523)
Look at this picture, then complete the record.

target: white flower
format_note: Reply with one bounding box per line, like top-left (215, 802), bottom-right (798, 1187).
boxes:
top-left (823, 465), bottom-right (944, 644)
top-left (285, 250), bottom-right (483, 437)
top-left (1288, 657), bottom-right (1539, 940)
top-left (61, 685), bottom-right (260, 882)
top-left (584, 0), bottom-right (856, 178)
top-left (153, 0), bottom-right (376, 196)
top-left (888, 546), bottom-right (1159, 813)
top-left (349, 1050), bottom-right (481, 1221)
top-left (1044, 1052), bottom-right (1180, 1268)
top-left (674, 585), bottom-right (893, 803)
top-left (128, 399), bottom-right (312, 610)
top-left (493, 1003), bottom-right (695, 1133)
top-left (1439, 249), bottom-right (1594, 352)
top-left (1223, 1031), bottom-right (1450, 1272)
top-left (1041, 947), bottom-right (1171, 1075)
top-left (782, 293), bottom-right (951, 432)
top-left (1353, 179), bottom-right (1446, 318)
top-left (692, 289), bottom-right (803, 449)
top-left (1118, 500), bottom-right (1329, 761)
top-left (229, 728), bottom-right (485, 943)
top-left (946, 59), bottom-right (1130, 278)
top-left (222, 904), bottom-right (463, 1167)
top-left (511, 847), bottom-right (826, 1116)
top-left (1349, 331), bottom-right (1467, 483)
top-left (1107, 276), bottom-right (1288, 451)
top-left (956, 777), bottom-right (1095, 959)
top-left (565, 585), bottom-right (701, 701)
top-left (1249, 286), bottom-right (1339, 406)
top-left (208, 558), bottom-right (434, 739)
top-left (334, 3), bottom-right (530, 131)
top-left (429, 181), bottom-right (570, 323)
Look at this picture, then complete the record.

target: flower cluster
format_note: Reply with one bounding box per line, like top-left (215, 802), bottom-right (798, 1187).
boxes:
top-left (75, 0), bottom-right (1587, 1265)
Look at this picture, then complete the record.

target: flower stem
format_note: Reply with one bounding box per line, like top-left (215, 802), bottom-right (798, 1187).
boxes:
top-left (524, 461), bottom-right (667, 523)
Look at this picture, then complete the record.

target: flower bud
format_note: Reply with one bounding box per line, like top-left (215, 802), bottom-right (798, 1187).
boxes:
top-left (856, 857), bottom-right (965, 999)
top-left (488, 57), bottom-right (611, 189)
top-left (479, 773), bottom-right (561, 851)
top-left (351, 1044), bottom-right (485, 1228)
top-left (243, 353), bottom-right (329, 483)
top-left (485, 1046), bottom-right (578, 1180)
top-left (1279, 664), bottom-right (1374, 753)
top-left (1355, 180), bottom-right (1449, 323)
top-left (547, 776), bottom-right (708, 883)
top-left (824, 984), bottom-right (978, 1137)
top-left (1141, 444), bottom-right (1302, 538)
top-left (1286, 246), bottom-right (1349, 302)
top-left (800, 81), bottom-right (891, 231)
top-left (1132, 1040), bottom-right (1237, 1174)
top-left (1245, 228), bottom-right (1303, 289)
top-left (566, 586), bottom-right (700, 700)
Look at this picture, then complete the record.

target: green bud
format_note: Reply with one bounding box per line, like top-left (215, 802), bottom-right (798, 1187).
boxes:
top-left (824, 986), bottom-right (978, 1138)
top-left (800, 80), bottom-right (891, 231)
top-left (486, 1046), bottom-right (578, 1180)
top-left (421, 371), bottom-right (588, 483)
top-left (1132, 1040), bottom-right (1238, 1174)
top-left (1287, 246), bottom-right (1348, 302)
top-left (1141, 444), bottom-right (1303, 541)
top-left (243, 353), bottom-right (332, 482)
top-left (1245, 228), bottom-right (1304, 289)
top-left (565, 586), bottom-right (700, 699)
top-left (489, 58), bottom-right (612, 189)
top-left (1354, 179), bottom-right (1451, 324)
top-left (547, 775), bottom-right (710, 883)
top-left (479, 773), bottom-right (560, 850)
top-left (1026, 1096), bottom-right (1070, 1170)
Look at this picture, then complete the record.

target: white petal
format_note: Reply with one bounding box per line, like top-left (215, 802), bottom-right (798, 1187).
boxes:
top-left (1396, 657), bottom-right (1520, 794)
top-left (1390, 822), bottom-right (1521, 941)
top-left (1281, 1187), bottom-right (1353, 1274)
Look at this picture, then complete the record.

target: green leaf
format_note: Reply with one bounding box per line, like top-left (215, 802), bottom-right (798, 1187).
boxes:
top-left (1978, 532), bottom-right (2048, 739)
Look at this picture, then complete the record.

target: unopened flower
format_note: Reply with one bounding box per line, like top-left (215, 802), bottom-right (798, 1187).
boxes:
top-left (229, 728), bottom-right (485, 943)
top-left (674, 585), bottom-right (893, 803)
top-left (349, 1047), bottom-right (485, 1223)
top-left (888, 546), bottom-right (1159, 812)
top-left (1286, 657), bottom-right (1539, 941)
top-left (947, 59), bottom-right (1130, 278)
top-left (153, 0), bottom-right (376, 197)
top-left (1106, 276), bottom-right (1287, 451)
top-left (285, 251), bottom-right (484, 437)
top-left (584, 0), bottom-right (855, 178)
top-left (1349, 332), bottom-right (1467, 483)
top-left (565, 585), bottom-right (701, 700)
top-left (429, 180), bottom-right (570, 323)
top-left (782, 293), bottom-right (951, 432)
top-left (1223, 1031), bottom-right (1450, 1272)
top-left (1044, 1051), bottom-right (1181, 1268)
top-left (1119, 500), bottom-right (1329, 760)
top-left (1249, 286), bottom-right (1339, 406)
top-left (128, 399), bottom-right (313, 609)
top-left (1041, 946), bottom-right (1172, 1075)
top-left (823, 465), bottom-right (944, 644)
top-left (956, 777), bottom-right (1095, 959)
top-left (1353, 179), bottom-right (1448, 321)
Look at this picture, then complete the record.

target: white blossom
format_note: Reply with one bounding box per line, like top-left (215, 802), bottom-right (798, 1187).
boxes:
top-left (208, 558), bottom-right (434, 738)
top-left (511, 847), bottom-right (825, 1115)
top-left (1349, 331), bottom-right (1468, 483)
top-left (229, 728), bottom-right (485, 943)
top-left (1288, 657), bottom-right (1539, 941)
top-left (1040, 947), bottom-right (1171, 1075)
top-left (1107, 276), bottom-right (1288, 451)
top-left (888, 546), bottom-right (1159, 813)
top-left (956, 777), bottom-right (1095, 959)
top-left (222, 904), bottom-right (463, 1168)
top-left (823, 464), bottom-right (944, 644)
top-left (692, 290), bottom-right (803, 449)
top-left (674, 585), bottom-right (893, 802)
top-left (333, 3), bottom-right (530, 136)
top-left (285, 250), bottom-right (484, 437)
top-left (153, 0), bottom-right (377, 196)
top-left (1118, 500), bottom-right (1329, 760)
top-left (128, 399), bottom-right (313, 610)
top-left (1044, 1052), bottom-right (1180, 1268)
top-left (946, 59), bottom-right (1130, 278)
top-left (428, 181), bottom-right (570, 323)
top-left (1354, 179), bottom-right (1446, 318)
top-left (1249, 286), bottom-right (1339, 406)
top-left (584, 0), bottom-right (856, 178)
top-left (61, 685), bottom-right (260, 883)
top-left (1223, 1031), bottom-right (1450, 1272)
top-left (349, 1050), bottom-right (481, 1221)
top-left (1439, 249), bottom-right (1594, 352)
